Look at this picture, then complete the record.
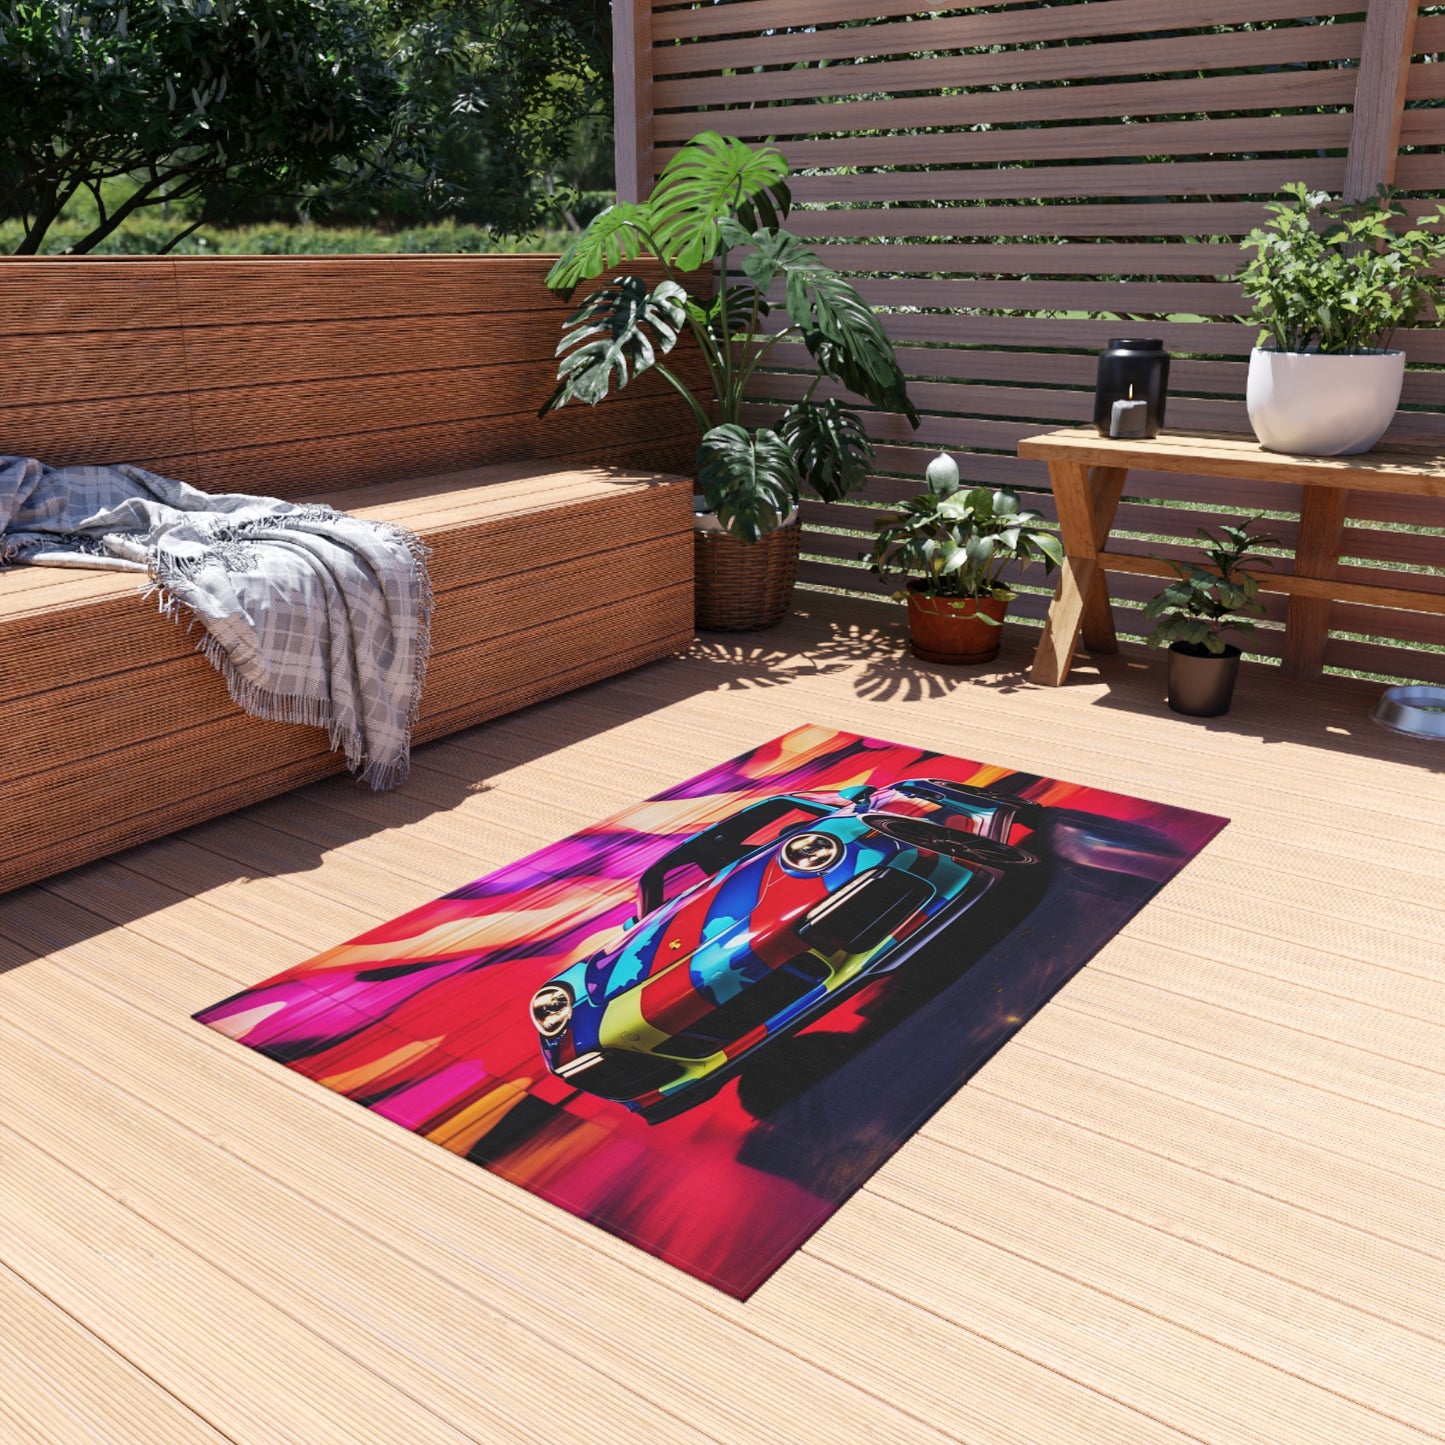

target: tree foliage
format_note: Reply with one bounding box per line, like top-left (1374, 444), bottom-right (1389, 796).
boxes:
top-left (0, 0), bottom-right (429, 254)
top-left (404, 0), bottom-right (612, 235)
top-left (0, 0), bottom-right (615, 254)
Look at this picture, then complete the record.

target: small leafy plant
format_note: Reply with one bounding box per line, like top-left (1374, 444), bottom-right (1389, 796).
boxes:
top-left (1142, 519), bottom-right (1278, 656)
top-left (868, 453), bottom-right (1063, 616)
top-left (540, 131), bottom-right (918, 541)
top-left (1237, 182), bottom-right (1445, 355)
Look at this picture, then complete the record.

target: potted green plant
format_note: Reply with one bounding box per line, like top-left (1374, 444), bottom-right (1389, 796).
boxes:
top-left (1142, 519), bottom-right (1277, 717)
top-left (539, 131), bottom-right (918, 630)
top-left (1237, 182), bottom-right (1445, 455)
top-left (868, 453), bottom-right (1063, 664)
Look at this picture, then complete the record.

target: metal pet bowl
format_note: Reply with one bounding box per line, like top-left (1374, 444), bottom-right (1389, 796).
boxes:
top-left (1371, 684), bottom-right (1445, 740)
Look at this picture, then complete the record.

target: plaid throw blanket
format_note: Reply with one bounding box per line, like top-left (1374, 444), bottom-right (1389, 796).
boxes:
top-left (0, 456), bottom-right (432, 789)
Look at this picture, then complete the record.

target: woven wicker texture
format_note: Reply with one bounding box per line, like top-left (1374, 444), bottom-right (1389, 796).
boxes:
top-left (693, 519), bottom-right (802, 631)
top-left (0, 257), bottom-right (698, 894)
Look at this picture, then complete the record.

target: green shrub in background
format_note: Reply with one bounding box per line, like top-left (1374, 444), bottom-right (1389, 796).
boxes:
top-left (0, 0), bottom-right (422, 255)
top-left (1, 1), bottom-right (615, 252)
top-left (0, 216), bottom-right (576, 256)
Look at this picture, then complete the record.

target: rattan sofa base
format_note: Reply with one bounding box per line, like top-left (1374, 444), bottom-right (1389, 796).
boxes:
top-left (1, 462), bottom-right (693, 894)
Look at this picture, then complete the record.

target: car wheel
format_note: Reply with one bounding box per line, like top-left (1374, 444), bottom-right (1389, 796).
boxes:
top-left (948, 835), bottom-right (1037, 866)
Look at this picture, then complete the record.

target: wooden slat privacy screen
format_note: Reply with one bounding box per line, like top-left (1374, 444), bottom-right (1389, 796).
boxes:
top-left (622, 0), bottom-right (1445, 683)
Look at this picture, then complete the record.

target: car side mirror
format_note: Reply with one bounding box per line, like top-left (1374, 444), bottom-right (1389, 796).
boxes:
top-left (837, 785), bottom-right (874, 804)
top-left (622, 914), bottom-right (638, 930)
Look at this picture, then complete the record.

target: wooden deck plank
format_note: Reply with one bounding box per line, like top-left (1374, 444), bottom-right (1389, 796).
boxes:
top-left (874, 1137), bottom-right (1445, 1431)
top-left (0, 907), bottom-right (1168, 1444)
top-left (0, 1012), bottom-right (724, 1445)
top-left (813, 1196), bottom-right (1437, 1445)
top-left (404, 704), bottom-right (1445, 877)
top-left (927, 1085), bottom-right (1445, 1346)
top-left (1018, 1004), bottom-right (1445, 1192)
top-left (578, 663), bottom-right (1445, 822)
top-left (287, 693), bottom-right (1445, 897)
top-left (1092, 936), bottom-right (1445, 1075)
top-left (0, 1263), bottom-right (227, 1445)
top-left (1, 592), bottom-right (1442, 1444)
top-left (0, 1123), bottom-right (479, 1445)
top-left (971, 1034), bottom-right (1445, 1252)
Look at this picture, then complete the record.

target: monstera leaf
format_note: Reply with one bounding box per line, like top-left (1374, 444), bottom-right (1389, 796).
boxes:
top-left (693, 280), bottom-right (771, 349)
top-left (795, 272), bottom-right (918, 425)
top-left (545, 203), bottom-right (654, 297)
top-left (536, 132), bottom-right (916, 518)
top-left (735, 227), bottom-right (919, 425)
top-left (648, 132), bottom-right (791, 272)
top-left (696, 423), bottom-right (801, 543)
top-left (780, 399), bottom-right (875, 503)
top-left (540, 277), bottom-right (687, 414)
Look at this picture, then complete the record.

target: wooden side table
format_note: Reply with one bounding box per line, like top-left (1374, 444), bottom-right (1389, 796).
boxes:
top-left (1017, 428), bottom-right (1445, 687)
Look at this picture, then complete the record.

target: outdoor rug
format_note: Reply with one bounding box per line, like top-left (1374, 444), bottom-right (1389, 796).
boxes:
top-left (197, 724), bottom-right (1227, 1298)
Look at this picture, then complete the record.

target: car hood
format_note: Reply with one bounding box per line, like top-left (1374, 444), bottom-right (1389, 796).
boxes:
top-left (581, 816), bottom-right (900, 1005)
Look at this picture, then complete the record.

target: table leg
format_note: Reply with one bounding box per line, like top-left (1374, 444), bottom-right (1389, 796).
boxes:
top-left (1280, 484), bottom-right (1348, 680)
top-left (1080, 466), bottom-right (1129, 653)
top-left (1030, 462), bottom-right (1128, 686)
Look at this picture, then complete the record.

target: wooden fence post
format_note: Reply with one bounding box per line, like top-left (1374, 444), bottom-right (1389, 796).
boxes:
top-left (613, 0), bottom-right (655, 205)
top-left (1343, 0), bottom-right (1420, 201)
top-left (1280, 0), bottom-right (1420, 681)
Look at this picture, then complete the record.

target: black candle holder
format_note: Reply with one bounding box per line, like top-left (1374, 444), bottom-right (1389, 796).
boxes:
top-left (1094, 338), bottom-right (1170, 439)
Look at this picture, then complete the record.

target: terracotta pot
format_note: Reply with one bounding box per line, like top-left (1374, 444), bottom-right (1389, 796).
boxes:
top-left (906, 588), bottom-right (1008, 664)
top-left (1167, 642), bottom-right (1241, 717)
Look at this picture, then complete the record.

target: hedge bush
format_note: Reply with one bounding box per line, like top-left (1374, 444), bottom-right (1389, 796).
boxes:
top-left (0, 217), bottom-right (575, 256)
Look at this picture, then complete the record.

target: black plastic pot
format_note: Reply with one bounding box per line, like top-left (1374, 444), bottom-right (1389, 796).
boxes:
top-left (1167, 643), bottom-right (1241, 717)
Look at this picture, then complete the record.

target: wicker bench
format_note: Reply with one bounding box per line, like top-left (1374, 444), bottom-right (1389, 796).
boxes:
top-left (0, 256), bottom-right (698, 893)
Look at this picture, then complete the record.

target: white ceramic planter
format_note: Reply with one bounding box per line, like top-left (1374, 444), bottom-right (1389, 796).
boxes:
top-left (692, 504), bottom-right (799, 534)
top-left (1245, 348), bottom-right (1405, 456)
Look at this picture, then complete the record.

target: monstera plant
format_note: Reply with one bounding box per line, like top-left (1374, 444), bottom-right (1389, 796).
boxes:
top-left (540, 132), bottom-right (918, 629)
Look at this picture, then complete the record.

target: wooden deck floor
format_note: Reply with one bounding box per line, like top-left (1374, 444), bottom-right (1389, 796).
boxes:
top-left (3, 590), bottom-right (1444, 1445)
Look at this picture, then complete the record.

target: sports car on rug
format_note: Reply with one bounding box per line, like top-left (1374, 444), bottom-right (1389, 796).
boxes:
top-left (529, 779), bottom-right (1042, 1120)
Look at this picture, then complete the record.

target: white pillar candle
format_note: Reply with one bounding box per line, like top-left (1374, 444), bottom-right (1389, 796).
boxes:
top-left (1109, 392), bottom-right (1149, 438)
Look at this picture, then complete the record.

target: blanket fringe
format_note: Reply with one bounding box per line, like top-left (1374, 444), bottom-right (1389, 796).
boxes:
top-left (145, 509), bottom-right (434, 790)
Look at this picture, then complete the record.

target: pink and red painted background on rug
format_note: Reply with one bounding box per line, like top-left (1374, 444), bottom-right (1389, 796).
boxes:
top-left (197, 725), bottom-right (1226, 1297)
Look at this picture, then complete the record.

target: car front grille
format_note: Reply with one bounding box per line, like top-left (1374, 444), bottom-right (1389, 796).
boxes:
top-left (797, 866), bottom-right (934, 954)
top-left (659, 953), bottom-right (831, 1059)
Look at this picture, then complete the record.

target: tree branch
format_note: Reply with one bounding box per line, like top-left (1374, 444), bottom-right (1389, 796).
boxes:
top-left (64, 171), bottom-right (169, 253)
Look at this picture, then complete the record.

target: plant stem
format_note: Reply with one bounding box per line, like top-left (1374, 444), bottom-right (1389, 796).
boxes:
top-left (652, 362), bottom-right (713, 435)
top-left (733, 323), bottom-right (797, 398)
top-left (716, 237), bottom-right (735, 418)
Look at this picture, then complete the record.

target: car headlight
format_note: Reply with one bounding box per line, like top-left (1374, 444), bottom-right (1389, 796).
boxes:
top-left (779, 831), bottom-right (845, 872)
top-left (529, 983), bottom-right (574, 1038)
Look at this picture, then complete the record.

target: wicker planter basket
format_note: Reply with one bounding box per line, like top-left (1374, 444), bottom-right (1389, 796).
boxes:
top-left (693, 515), bottom-right (802, 631)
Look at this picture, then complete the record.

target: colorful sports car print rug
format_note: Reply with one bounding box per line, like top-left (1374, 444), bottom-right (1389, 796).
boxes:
top-left (197, 725), bottom-right (1227, 1298)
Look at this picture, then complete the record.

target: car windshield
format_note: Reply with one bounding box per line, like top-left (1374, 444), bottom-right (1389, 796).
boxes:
top-left (637, 796), bottom-right (833, 915)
